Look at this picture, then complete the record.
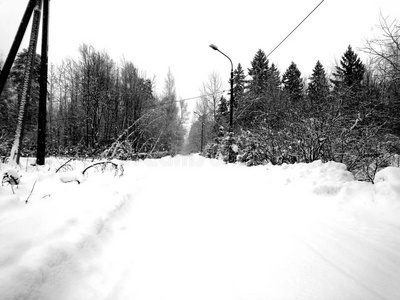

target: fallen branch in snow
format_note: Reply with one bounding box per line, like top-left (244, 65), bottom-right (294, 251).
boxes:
top-left (55, 158), bottom-right (74, 173)
top-left (56, 161), bottom-right (123, 184)
top-left (25, 180), bottom-right (37, 204)
top-left (82, 161), bottom-right (121, 176)
top-left (119, 164), bottom-right (124, 177)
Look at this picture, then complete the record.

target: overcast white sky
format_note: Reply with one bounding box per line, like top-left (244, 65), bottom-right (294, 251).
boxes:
top-left (0, 0), bottom-right (399, 105)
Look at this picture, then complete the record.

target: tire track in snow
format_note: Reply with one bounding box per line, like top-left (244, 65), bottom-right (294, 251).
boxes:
top-left (295, 234), bottom-right (387, 300)
top-left (289, 202), bottom-right (399, 300)
top-left (0, 185), bottom-right (136, 300)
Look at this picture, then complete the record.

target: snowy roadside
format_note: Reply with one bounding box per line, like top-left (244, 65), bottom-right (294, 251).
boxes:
top-left (1, 155), bottom-right (400, 300)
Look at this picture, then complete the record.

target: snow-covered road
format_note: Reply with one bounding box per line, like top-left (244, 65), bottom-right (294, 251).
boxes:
top-left (1, 155), bottom-right (400, 300)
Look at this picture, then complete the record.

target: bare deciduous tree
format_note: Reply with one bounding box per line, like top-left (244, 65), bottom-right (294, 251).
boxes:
top-left (199, 71), bottom-right (223, 121)
top-left (362, 13), bottom-right (400, 81)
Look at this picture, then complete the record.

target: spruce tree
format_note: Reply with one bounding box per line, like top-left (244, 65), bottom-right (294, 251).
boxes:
top-left (216, 95), bottom-right (229, 126)
top-left (282, 62), bottom-right (303, 102)
top-left (267, 63), bottom-right (281, 98)
top-left (332, 45), bottom-right (365, 111)
top-left (332, 45), bottom-right (365, 91)
top-left (268, 63), bottom-right (281, 89)
top-left (248, 49), bottom-right (269, 95)
top-left (232, 63), bottom-right (246, 106)
top-left (307, 60), bottom-right (330, 108)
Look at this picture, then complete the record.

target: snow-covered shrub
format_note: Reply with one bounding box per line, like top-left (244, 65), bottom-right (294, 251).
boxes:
top-left (201, 111), bottom-right (399, 184)
top-left (149, 151), bottom-right (170, 159)
top-left (2, 169), bottom-right (20, 186)
top-left (236, 130), bottom-right (269, 166)
top-left (287, 118), bottom-right (332, 163)
top-left (337, 130), bottom-right (400, 182)
top-left (102, 140), bottom-right (136, 160)
top-left (205, 132), bottom-right (237, 163)
top-left (205, 128), bottom-right (297, 166)
top-left (233, 128), bottom-right (300, 166)
top-left (228, 117), bottom-right (332, 167)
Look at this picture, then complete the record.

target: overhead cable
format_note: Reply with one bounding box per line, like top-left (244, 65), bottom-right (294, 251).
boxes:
top-left (266, 0), bottom-right (325, 59)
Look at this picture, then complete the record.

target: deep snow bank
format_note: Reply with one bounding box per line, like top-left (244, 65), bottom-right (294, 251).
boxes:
top-left (375, 167), bottom-right (400, 199)
top-left (264, 160), bottom-right (354, 195)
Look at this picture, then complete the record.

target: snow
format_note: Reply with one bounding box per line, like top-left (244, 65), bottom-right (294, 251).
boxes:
top-left (1, 155), bottom-right (400, 300)
top-left (57, 171), bottom-right (85, 184)
top-left (375, 167), bottom-right (400, 198)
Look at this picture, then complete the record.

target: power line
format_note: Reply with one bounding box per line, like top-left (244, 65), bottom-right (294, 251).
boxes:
top-left (46, 89), bottom-right (228, 123)
top-left (266, 0), bottom-right (325, 59)
top-left (140, 89), bottom-right (228, 110)
top-left (179, 90), bottom-right (228, 103)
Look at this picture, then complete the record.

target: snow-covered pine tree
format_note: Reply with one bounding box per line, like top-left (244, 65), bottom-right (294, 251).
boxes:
top-left (248, 49), bottom-right (269, 96)
top-left (332, 45), bottom-right (365, 91)
top-left (331, 45), bottom-right (365, 112)
top-left (267, 63), bottom-right (281, 96)
top-left (282, 62), bottom-right (304, 103)
top-left (307, 60), bottom-right (330, 110)
top-left (216, 96), bottom-right (229, 126)
top-left (232, 63), bottom-right (246, 106)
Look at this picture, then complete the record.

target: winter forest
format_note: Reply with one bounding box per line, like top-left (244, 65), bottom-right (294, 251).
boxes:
top-left (1, 14), bottom-right (399, 182)
top-left (2, 1), bottom-right (400, 298)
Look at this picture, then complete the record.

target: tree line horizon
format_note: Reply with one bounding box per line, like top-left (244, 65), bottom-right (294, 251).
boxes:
top-left (0, 14), bottom-right (399, 181)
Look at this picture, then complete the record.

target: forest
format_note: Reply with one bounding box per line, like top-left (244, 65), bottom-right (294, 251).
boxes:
top-left (186, 15), bottom-right (400, 181)
top-left (1, 44), bottom-right (188, 161)
top-left (0, 15), bottom-right (399, 181)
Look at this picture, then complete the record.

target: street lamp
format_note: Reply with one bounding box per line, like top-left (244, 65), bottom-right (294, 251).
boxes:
top-left (209, 44), bottom-right (234, 131)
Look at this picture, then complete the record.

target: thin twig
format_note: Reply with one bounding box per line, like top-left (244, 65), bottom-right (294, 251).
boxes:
top-left (25, 180), bottom-right (37, 204)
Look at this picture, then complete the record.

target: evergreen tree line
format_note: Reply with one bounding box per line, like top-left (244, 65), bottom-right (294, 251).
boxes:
top-left (0, 44), bottom-right (188, 160)
top-left (188, 17), bottom-right (400, 181)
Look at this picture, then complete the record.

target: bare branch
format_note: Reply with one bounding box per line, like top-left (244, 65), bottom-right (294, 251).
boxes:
top-left (55, 158), bottom-right (74, 173)
top-left (82, 161), bottom-right (119, 175)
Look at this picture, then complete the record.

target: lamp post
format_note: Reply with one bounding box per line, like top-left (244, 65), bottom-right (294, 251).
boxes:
top-left (209, 44), bottom-right (234, 131)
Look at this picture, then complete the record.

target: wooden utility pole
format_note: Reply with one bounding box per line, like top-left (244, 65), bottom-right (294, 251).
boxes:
top-left (200, 120), bottom-right (204, 153)
top-left (36, 0), bottom-right (49, 165)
